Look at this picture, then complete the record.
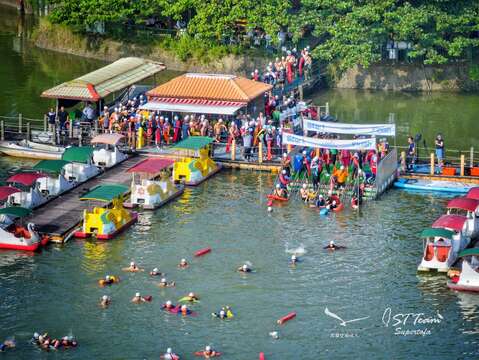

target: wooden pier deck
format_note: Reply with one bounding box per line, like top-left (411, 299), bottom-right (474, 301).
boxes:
top-left (26, 156), bottom-right (141, 243)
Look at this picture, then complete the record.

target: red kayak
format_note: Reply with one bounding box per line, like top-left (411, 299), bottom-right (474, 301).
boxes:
top-left (194, 351), bottom-right (222, 357)
top-left (195, 247), bottom-right (211, 257)
top-left (267, 194), bottom-right (288, 202)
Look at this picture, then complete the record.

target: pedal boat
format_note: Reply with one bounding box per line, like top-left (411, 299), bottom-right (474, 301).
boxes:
top-left (62, 146), bottom-right (100, 183)
top-left (0, 207), bottom-right (48, 251)
top-left (446, 197), bottom-right (479, 239)
top-left (447, 248), bottom-right (479, 292)
top-left (91, 133), bottom-right (128, 168)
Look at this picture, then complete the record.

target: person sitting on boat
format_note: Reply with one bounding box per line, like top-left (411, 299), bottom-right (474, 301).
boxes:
top-left (324, 240), bottom-right (346, 251)
top-left (99, 275), bottom-right (119, 286)
top-left (180, 304), bottom-right (192, 316)
top-left (178, 258), bottom-right (189, 269)
top-left (279, 169), bottom-right (290, 189)
top-left (159, 278), bottom-right (175, 288)
top-left (162, 300), bottom-right (176, 310)
top-left (202, 345), bottom-right (218, 359)
top-left (0, 339), bottom-right (15, 352)
top-left (150, 268), bottom-right (163, 276)
top-left (273, 184), bottom-right (288, 199)
top-left (123, 261), bottom-right (143, 272)
top-left (300, 183), bottom-right (312, 203)
top-left (162, 347), bottom-right (179, 360)
top-left (238, 264), bottom-right (252, 273)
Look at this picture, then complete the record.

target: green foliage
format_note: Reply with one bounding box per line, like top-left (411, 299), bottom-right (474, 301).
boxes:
top-left (469, 64), bottom-right (479, 82)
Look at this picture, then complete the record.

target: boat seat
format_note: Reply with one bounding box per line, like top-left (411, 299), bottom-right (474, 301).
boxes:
top-left (424, 244), bottom-right (435, 261)
top-left (436, 246), bottom-right (450, 262)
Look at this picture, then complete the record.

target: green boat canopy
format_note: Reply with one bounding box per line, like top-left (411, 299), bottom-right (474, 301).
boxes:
top-left (80, 184), bottom-right (129, 202)
top-left (0, 206), bottom-right (32, 217)
top-left (458, 248), bottom-right (479, 258)
top-left (62, 146), bottom-right (94, 163)
top-left (171, 136), bottom-right (213, 151)
top-left (33, 160), bottom-right (71, 174)
top-left (420, 228), bottom-right (454, 239)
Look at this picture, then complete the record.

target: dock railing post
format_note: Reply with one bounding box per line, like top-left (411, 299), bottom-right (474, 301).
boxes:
top-left (69, 119), bottom-right (73, 138)
top-left (43, 114), bottom-right (47, 131)
top-left (470, 147), bottom-right (474, 168)
top-left (231, 139), bottom-right (236, 161)
top-left (460, 155), bottom-right (465, 176)
top-left (51, 124), bottom-right (56, 145)
top-left (18, 113), bottom-right (22, 134)
top-left (26, 122), bottom-right (31, 141)
top-left (0, 120), bottom-right (4, 141)
top-left (325, 102), bottom-right (330, 116)
top-left (430, 153), bottom-right (435, 175)
top-left (94, 119), bottom-right (99, 136)
top-left (400, 151), bottom-right (406, 172)
top-left (298, 85), bottom-right (304, 101)
top-left (258, 142), bottom-right (263, 164)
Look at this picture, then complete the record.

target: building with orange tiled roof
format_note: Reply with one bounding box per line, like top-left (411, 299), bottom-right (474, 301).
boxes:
top-left (141, 73), bottom-right (273, 117)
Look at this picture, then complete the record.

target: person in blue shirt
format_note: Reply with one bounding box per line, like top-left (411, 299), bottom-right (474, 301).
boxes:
top-left (406, 136), bottom-right (416, 170)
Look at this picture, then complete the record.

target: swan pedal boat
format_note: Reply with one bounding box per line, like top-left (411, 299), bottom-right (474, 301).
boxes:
top-left (0, 207), bottom-right (48, 251)
top-left (447, 248), bottom-right (479, 292)
top-left (123, 158), bottom-right (184, 210)
top-left (418, 215), bottom-right (471, 272)
top-left (74, 184), bottom-right (137, 240)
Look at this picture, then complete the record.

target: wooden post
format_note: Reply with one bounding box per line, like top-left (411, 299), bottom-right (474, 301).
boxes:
top-left (43, 114), bottom-right (47, 131)
top-left (231, 139), bottom-right (236, 161)
top-left (0, 120), bottom-right (4, 141)
top-left (26, 122), bottom-right (30, 141)
top-left (69, 119), bottom-right (73, 138)
top-left (18, 113), bottom-right (22, 133)
top-left (460, 154), bottom-right (465, 176)
top-left (258, 141), bottom-right (263, 164)
top-left (430, 153), bottom-right (435, 175)
top-left (400, 151), bottom-right (406, 172)
top-left (325, 102), bottom-right (330, 115)
top-left (51, 124), bottom-right (56, 145)
top-left (470, 147), bottom-right (474, 168)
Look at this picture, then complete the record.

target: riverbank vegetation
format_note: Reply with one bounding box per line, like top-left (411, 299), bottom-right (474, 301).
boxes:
top-left (46, 0), bottom-right (479, 70)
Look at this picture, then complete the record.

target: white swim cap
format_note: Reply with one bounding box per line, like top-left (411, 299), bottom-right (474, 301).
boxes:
top-left (340, 165), bottom-right (345, 170)
top-left (105, 275), bottom-right (110, 280)
top-left (267, 206), bottom-right (273, 212)
top-left (282, 169), bottom-right (287, 174)
top-left (206, 346), bottom-right (211, 351)
top-left (161, 278), bottom-right (166, 283)
top-left (242, 264), bottom-right (248, 270)
top-left (220, 310), bottom-right (226, 316)
top-left (102, 295), bottom-right (108, 301)
top-left (332, 200), bottom-right (337, 205)
top-left (276, 184), bottom-right (280, 188)
top-left (135, 292), bottom-right (140, 297)
top-left (181, 305), bottom-right (187, 310)
top-left (166, 300), bottom-right (172, 306)
top-left (130, 261), bottom-right (135, 266)
top-left (330, 240), bottom-right (334, 245)
top-left (181, 258), bottom-right (186, 263)
top-left (302, 150), bottom-right (307, 155)
top-left (189, 292), bottom-right (194, 297)
top-left (283, 153), bottom-right (287, 157)
top-left (34, 332), bottom-right (39, 338)
top-left (167, 348), bottom-right (172, 354)
top-left (292, 255), bottom-right (297, 260)
top-left (302, 184), bottom-right (307, 189)
top-left (153, 268), bottom-right (159, 273)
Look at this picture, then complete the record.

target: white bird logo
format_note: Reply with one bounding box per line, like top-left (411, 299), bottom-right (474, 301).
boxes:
top-left (325, 307), bottom-right (369, 327)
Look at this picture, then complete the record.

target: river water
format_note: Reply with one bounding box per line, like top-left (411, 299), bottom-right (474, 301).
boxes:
top-left (1, 5), bottom-right (479, 360)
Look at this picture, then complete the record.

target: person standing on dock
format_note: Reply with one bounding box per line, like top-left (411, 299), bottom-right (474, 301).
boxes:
top-left (57, 106), bottom-right (69, 133)
top-left (435, 134), bottom-right (445, 171)
top-left (406, 136), bottom-right (417, 171)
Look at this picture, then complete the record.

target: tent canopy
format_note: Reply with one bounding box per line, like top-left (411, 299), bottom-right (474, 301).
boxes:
top-left (447, 197), bottom-right (479, 212)
top-left (467, 187), bottom-right (479, 200)
top-left (80, 184), bottom-right (129, 202)
top-left (41, 57), bottom-right (166, 102)
top-left (458, 248), bottom-right (479, 258)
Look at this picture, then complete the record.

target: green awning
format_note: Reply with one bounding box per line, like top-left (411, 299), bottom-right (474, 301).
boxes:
top-left (420, 228), bottom-right (455, 239)
top-left (80, 184), bottom-right (129, 202)
top-left (171, 136), bottom-right (213, 151)
top-left (33, 160), bottom-right (71, 174)
top-left (62, 146), bottom-right (94, 163)
top-left (458, 248), bottom-right (479, 258)
top-left (0, 207), bottom-right (32, 217)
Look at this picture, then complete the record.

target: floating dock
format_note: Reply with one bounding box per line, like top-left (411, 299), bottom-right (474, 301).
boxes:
top-left (26, 156), bottom-right (142, 243)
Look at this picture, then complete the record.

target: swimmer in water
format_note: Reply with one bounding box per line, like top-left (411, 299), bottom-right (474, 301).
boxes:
top-left (158, 278), bottom-right (176, 288)
top-left (162, 300), bottom-right (176, 310)
top-left (212, 309), bottom-right (228, 319)
top-left (178, 258), bottom-right (189, 269)
top-left (99, 275), bottom-right (119, 286)
top-left (182, 292), bottom-right (199, 302)
top-left (290, 254), bottom-right (299, 265)
top-left (0, 339), bottom-right (15, 352)
top-left (122, 261), bottom-right (143, 272)
top-left (202, 345), bottom-right (218, 358)
top-left (161, 347), bottom-right (179, 360)
top-left (180, 304), bottom-right (191, 316)
top-left (237, 264), bottom-right (252, 273)
top-left (100, 295), bottom-right (111, 308)
top-left (324, 240), bottom-right (346, 251)
top-left (132, 292), bottom-right (151, 303)
top-left (149, 267), bottom-right (163, 276)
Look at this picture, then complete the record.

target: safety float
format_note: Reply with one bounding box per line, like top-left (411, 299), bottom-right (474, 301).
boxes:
top-left (91, 133), bottom-right (128, 168)
top-left (171, 137), bottom-right (221, 186)
top-left (447, 248), bottom-right (479, 292)
top-left (0, 207), bottom-right (48, 251)
top-left (32, 160), bottom-right (75, 196)
top-left (62, 146), bottom-right (100, 183)
top-left (417, 215), bottom-right (471, 272)
top-left (124, 158), bottom-right (183, 210)
top-left (74, 184), bottom-right (138, 240)
top-left (5, 172), bottom-right (49, 209)
top-left (446, 197), bottom-right (479, 239)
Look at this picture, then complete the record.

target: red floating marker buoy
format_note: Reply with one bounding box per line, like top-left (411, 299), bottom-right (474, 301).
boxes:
top-left (194, 247), bottom-right (212, 257)
top-left (277, 312), bottom-right (296, 325)
top-left (259, 352), bottom-right (265, 360)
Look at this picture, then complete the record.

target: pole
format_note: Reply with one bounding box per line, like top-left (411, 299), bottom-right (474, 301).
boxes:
top-left (78, 128), bottom-right (82, 147)
top-left (231, 139), bottom-right (236, 161)
top-left (94, 119), bottom-right (99, 136)
top-left (298, 85), bottom-right (304, 101)
top-left (460, 154), bottom-right (465, 176)
top-left (400, 151), bottom-right (406, 172)
top-left (69, 118), bottom-right (73, 138)
top-left (51, 124), bottom-right (56, 145)
top-left (258, 141), bottom-right (263, 164)
top-left (470, 147), bottom-right (474, 168)
top-left (0, 120), bottom-right (4, 141)
top-left (325, 102), bottom-right (330, 116)
top-left (430, 153), bottom-right (435, 176)
top-left (26, 122), bottom-right (30, 141)
top-left (18, 113), bottom-right (22, 133)
top-left (43, 114), bottom-right (47, 131)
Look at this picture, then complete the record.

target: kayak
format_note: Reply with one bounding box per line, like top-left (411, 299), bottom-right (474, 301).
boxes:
top-left (394, 178), bottom-right (472, 194)
top-left (267, 194), bottom-right (288, 202)
top-left (194, 351), bottom-right (222, 357)
top-left (195, 247), bottom-right (211, 257)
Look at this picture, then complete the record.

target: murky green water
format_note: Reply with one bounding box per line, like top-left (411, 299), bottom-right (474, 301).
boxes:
top-left (1, 5), bottom-right (479, 360)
